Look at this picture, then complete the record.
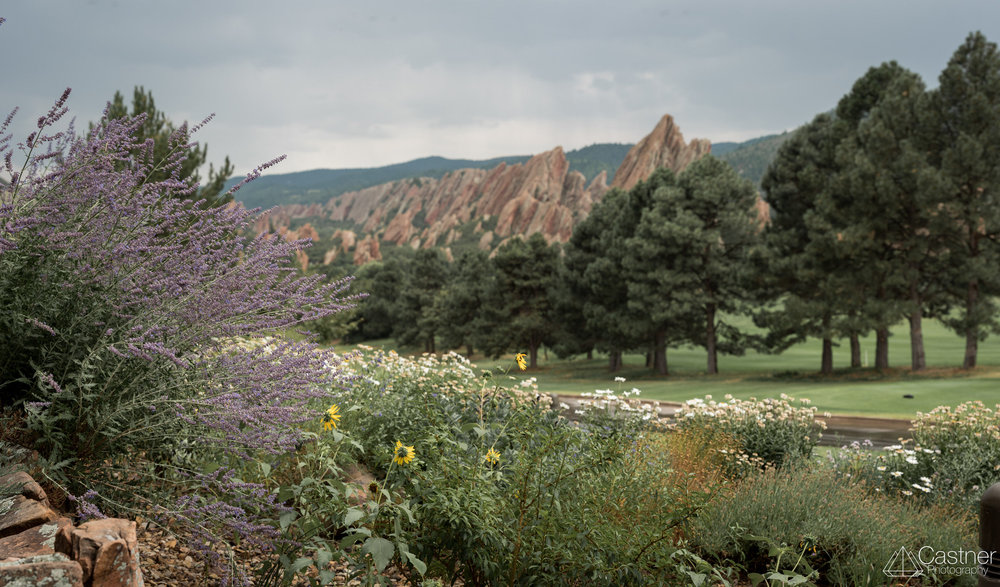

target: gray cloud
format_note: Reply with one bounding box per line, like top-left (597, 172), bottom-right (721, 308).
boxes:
top-left (1, 1), bottom-right (998, 174)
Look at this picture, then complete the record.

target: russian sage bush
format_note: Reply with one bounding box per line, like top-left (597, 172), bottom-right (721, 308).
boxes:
top-left (0, 83), bottom-right (356, 583)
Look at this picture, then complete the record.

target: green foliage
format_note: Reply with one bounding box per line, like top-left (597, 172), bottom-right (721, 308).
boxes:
top-left (693, 465), bottom-right (977, 586)
top-left (347, 250), bottom-right (416, 342)
top-left (563, 186), bottom-right (641, 370)
top-left (830, 401), bottom-right (1000, 512)
top-left (926, 31), bottom-right (1000, 367)
top-left (757, 113), bottom-right (852, 373)
top-left (394, 249), bottom-right (452, 352)
top-left (434, 249), bottom-right (501, 356)
top-left (305, 347), bottom-right (722, 586)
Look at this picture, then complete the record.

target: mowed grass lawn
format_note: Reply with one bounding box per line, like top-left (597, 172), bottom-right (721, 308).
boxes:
top-left (341, 318), bottom-right (1000, 420)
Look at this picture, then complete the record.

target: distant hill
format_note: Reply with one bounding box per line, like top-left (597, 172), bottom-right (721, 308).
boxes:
top-left (565, 143), bottom-right (634, 185)
top-left (714, 132), bottom-right (791, 187)
top-left (226, 155), bottom-right (532, 210)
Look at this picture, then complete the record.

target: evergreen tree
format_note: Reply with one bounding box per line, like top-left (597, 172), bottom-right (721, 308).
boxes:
top-left (395, 248), bottom-right (452, 352)
top-left (832, 64), bottom-right (944, 371)
top-left (101, 86), bottom-right (234, 207)
top-left (350, 253), bottom-right (413, 342)
top-left (489, 234), bottom-right (560, 368)
top-left (547, 258), bottom-right (598, 360)
top-left (927, 31), bottom-right (1000, 368)
top-left (615, 168), bottom-right (684, 375)
top-left (557, 189), bottom-right (629, 372)
top-left (757, 113), bottom-right (850, 374)
top-left (435, 249), bottom-right (501, 357)
top-left (627, 157), bottom-right (761, 374)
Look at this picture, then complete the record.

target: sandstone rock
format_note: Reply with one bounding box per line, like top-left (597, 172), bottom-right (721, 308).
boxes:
top-left (294, 222), bottom-right (320, 243)
top-left (0, 517), bottom-right (73, 560)
top-left (0, 553), bottom-right (84, 586)
top-left (0, 471), bottom-right (48, 504)
top-left (478, 231), bottom-right (494, 250)
top-left (352, 235), bottom-right (381, 265)
top-left (0, 495), bottom-right (58, 539)
top-left (56, 518), bottom-right (142, 587)
top-left (611, 114), bottom-right (711, 191)
top-left (333, 228), bottom-right (357, 251)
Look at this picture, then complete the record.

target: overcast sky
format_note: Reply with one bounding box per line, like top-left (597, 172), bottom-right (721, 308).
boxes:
top-left (2, 1), bottom-right (999, 175)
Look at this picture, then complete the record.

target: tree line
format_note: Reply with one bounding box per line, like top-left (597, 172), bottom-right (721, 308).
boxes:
top-left (324, 32), bottom-right (1000, 375)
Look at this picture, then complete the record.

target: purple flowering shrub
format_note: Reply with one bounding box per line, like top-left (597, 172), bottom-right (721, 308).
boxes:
top-left (0, 84), bottom-right (357, 583)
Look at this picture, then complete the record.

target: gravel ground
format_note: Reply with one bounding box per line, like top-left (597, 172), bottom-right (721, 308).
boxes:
top-left (136, 520), bottom-right (417, 587)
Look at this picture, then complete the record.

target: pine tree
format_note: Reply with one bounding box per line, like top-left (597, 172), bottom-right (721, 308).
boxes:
top-left (927, 31), bottom-right (1000, 368)
top-left (489, 234), bottom-right (561, 368)
top-left (758, 113), bottom-right (850, 374)
top-left (435, 249), bottom-right (501, 357)
top-left (564, 185), bottom-right (653, 372)
top-left (832, 65), bottom-right (944, 371)
top-left (627, 157), bottom-right (761, 375)
top-left (395, 248), bottom-right (452, 352)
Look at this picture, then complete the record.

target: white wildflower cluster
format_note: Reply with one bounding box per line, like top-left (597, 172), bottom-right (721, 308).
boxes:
top-left (674, 394), bottom-right (825, 467)
top-left (868, 401), bottom-right (1000, 503)
top-left (577, 378), bottom-right (661, 423)
top-left (675, 394), bottom-right (825, 432)
top-left (333, 346), bottom-right (551, 408)
top-left (913, 400), bottom-right (1000, 445)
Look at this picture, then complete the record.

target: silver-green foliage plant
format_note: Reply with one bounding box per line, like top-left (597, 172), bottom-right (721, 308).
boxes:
top-left (693, 465), bottom-right (977, 586)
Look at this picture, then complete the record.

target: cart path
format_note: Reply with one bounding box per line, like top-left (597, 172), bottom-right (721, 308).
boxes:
top-left (550, 394), bottom-right (912, 448)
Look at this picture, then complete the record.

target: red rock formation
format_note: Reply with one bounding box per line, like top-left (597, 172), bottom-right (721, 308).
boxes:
top-left (611, 114), bottom-right (711, 191)
top-left (353, 235), bottom-right (381, 265)
top-left (248, 114), bottom-right (718, 265)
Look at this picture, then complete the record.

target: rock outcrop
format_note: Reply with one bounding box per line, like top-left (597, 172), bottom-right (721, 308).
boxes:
top-left (251, 114), bottom-right (713, 264)
top-left (0, 471), bottom-right (144, 587)
top-left (611, 114), bottom-right (711, 191)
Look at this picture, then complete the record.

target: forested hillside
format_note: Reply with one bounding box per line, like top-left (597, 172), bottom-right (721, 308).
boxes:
top-left (715, 133), bottom-right (791, 186)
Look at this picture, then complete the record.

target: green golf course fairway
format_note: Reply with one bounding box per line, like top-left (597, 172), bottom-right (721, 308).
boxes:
top-left (343, 318), bottom-right (1000, 420)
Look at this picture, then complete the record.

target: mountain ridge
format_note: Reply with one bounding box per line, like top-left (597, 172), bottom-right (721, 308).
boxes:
top-left (228, 144), bottom-right (634, 211)
top-left (252, 114), bottom-right (723, 268)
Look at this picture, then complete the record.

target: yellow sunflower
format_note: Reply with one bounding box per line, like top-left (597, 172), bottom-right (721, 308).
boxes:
top-left (515, 353), bottom-right (527, 371)
top-left (484, 448), bottom-right (501, 465)
top-left (393, 440), bottom-right (415, 466)
top-left (322, 404), bottom-right (341, 431)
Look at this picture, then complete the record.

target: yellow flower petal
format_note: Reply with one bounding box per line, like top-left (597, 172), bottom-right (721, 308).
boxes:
top-left (393, 440), bottom-right (415, 466)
